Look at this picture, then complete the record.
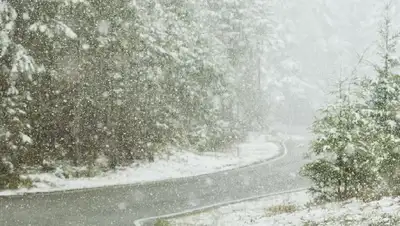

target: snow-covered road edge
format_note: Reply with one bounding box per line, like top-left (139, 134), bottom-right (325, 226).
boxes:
top-left (133, 139), bottom-right (291, 226)
top-left (168, 190), bottom-right (400, 226)
top-left (0, 134), bottom-right (285, 197)
top-left (134, 188), bottom-right (308, 226)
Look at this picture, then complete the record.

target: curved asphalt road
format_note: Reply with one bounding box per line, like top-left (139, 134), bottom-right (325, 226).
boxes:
top-left (0, 125), bottom-right (311, 226)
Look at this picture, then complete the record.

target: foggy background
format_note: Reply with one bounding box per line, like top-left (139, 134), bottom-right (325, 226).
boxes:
top-left (268, 0), bottom-right (400, 126)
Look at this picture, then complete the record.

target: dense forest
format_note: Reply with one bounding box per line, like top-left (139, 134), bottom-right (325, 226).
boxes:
top-left (0, 0), bottom-right (278, 187)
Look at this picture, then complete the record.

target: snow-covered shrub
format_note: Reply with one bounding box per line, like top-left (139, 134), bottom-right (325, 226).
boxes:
top-left (188, 118), bottom-right (242, 152)
top-left (0, 158), bottom-right (32, 189)
top-left (153, 219), bottom-right (172, 226)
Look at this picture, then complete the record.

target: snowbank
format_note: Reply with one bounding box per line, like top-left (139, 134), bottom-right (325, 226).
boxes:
top-left (172, 191), bottom-right (400, 226)
top-left (0, 134), bottom-right (280, 196)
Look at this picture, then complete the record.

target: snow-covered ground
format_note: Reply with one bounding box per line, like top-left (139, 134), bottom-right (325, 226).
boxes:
top-left (0, 134), bottom-right (280, 196)
top-left (171, 191), bottom-right (400, 226)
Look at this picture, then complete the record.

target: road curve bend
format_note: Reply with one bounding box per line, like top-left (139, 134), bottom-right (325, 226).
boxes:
top-left (0, 127), bottom-right (310, 226)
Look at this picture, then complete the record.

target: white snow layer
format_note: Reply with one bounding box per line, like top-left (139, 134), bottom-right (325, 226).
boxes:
top-left (0, 134), bottom-right (280, 196)
top-left (172, 191), bottom-right (400, 226)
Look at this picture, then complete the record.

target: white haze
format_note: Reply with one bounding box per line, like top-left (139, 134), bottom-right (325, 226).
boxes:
top-left (268, 0), bottom-right (400, 125)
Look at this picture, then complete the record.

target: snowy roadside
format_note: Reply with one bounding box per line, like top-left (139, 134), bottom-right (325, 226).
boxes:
top-left (170, 191), bottom-right (400, 226)
top-left (0, 133), bottom-right (281, 196)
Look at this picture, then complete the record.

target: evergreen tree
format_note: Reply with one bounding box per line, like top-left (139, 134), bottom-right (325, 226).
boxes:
top-left (301, 80), bottom-right (385, 201)
top-left (0, 0), bottom-right (81, 186)
top-left (365, 6), bottom-right (400, 194)
top-left (0, 1), bottom-right (37, 171)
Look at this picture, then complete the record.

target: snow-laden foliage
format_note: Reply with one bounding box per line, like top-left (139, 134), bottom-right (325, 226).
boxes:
top-left (302, 7), bottom-right (400, 201)
top-left (0, 0), bottom-right (84, 188)
top-left (0, 1), bottom-right (36, 171)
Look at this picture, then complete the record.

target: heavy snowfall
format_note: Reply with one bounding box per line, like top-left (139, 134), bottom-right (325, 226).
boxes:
top-left (0, 0), bottom-right (400, 225)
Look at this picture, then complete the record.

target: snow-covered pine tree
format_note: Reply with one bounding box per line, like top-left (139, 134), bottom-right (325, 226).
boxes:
top-left (25, 0), bottom-right (85, 167)
top-left (300, 77), bottom-right (386, 202)
top-left (1, 0), bottom-right (83, 175)
top-left (0, 1), bottom-right (37, 174)
top-left (364, 5), bottom-right (400, 195)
